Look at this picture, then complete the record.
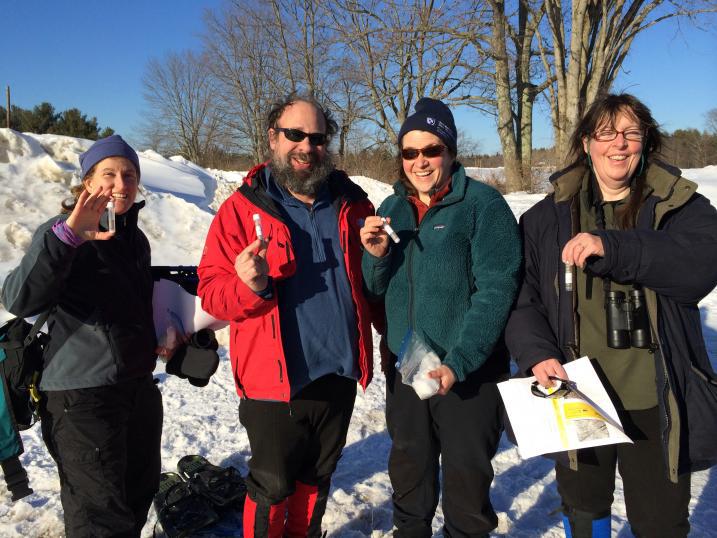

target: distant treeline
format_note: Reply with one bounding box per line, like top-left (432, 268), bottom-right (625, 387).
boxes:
top-left (463, 131), bottom-right (717, 171)
top-left (1, 102), bottom-right (114, 140)
top-left (200, 129), bottom-right (717, 186)
top-left (3, 101), bottom-right (716, 182)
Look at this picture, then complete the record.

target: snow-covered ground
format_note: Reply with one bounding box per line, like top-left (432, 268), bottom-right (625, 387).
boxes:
top-left (0, 129), bottom-right (715, 537)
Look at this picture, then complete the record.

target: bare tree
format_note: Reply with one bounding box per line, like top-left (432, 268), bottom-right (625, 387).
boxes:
top-left (457, 128), bottom-right (483, 162)
top-left (142, 0), bottom-right (717, 191)
top-left (325, 1), bottom-right (493, 146)
top-left (203, 0), bottom-right (343, 161)
top-left (469, 0), bottom-right (717, 190)
top-left (706, 108), bottom-right (717, 135)
top-left (451, 1), bottom-right (550, 191)
top-left (268, 0), bottom-right (335, 97)
top-left (539, 0), bottom-right (717, 161)
top-left (267, 0), bottom-right (381, 159)
top-left (203, 3), bottom-right (287, 162)
top-left (142, 50), bottom-right (223, 165)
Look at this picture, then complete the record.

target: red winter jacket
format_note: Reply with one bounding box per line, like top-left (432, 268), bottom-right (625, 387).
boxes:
top-left (198, 163), bottom-right (377, 401)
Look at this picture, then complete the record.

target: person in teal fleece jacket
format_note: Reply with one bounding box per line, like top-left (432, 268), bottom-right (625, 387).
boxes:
top-left (360, 98), bottom-right (521, 537)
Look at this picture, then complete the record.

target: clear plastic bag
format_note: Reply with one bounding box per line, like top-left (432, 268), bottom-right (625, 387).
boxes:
top-left (396, 329), bottom-right (441, 399)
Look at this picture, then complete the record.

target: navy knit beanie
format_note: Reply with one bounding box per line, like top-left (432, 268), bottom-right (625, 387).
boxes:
top-left (398, 97), bottom-right (457, 155)
top-left (79, 135), bottom-right (141, 179)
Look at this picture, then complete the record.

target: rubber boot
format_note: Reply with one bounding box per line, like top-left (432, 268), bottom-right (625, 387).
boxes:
top-left (243, 494), bottom-right (286, 538)
top-left (562, 507), bottom-right (610, 538)
top-left (285, 480), bottom-right (330, 538)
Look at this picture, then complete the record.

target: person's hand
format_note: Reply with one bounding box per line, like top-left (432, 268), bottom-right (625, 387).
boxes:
top-left (66, 187), bottom-right (115, 241)
top-left (427, 365), bottom-right (457, 395)
top-left (562, 232), bottom-right (604, 268)
top-left (531, 358), bottom-right (568, 388)
top-left (360, 215), bottom-right (390, 258)
top-left (155, 327), bottom-right (190, 361)
top-left (235, 238), bottom-right (269, 292)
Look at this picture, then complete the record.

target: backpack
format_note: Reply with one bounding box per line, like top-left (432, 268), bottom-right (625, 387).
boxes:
top-left (0, 312), bottom-right (49, 501)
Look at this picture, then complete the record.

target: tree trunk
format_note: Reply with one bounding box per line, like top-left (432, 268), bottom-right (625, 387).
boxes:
top-left (491, 0), bottom-right (523, 192)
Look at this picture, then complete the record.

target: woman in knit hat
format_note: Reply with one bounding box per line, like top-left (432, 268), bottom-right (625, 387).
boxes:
top-left (2, 135), bottom-right (162, 537)
top-left (360, 98), bottom-right (522, 536)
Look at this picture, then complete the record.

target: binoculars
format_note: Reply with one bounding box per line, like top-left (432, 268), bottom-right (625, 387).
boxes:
top-left (605, 289), bottom-right (652, 349)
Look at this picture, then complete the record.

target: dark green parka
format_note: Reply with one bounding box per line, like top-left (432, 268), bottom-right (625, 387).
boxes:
top-left (362, 164), bottom-right (522, 381)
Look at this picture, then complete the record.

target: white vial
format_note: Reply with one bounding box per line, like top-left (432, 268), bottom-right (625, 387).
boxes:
top-left (107, 200), bottom-right (116, 233)
top-left (252, 213), bottom-right (264, 241)
top-left (564, 262), bottom-right (573, 292)
top-left (381, 217), bottom-right (400, 243)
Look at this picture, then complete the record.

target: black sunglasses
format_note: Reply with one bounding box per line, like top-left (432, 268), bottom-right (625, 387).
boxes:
top-left (273, 127), bottom-right (328, 147)
top-left (401, 144), bottom-right (446, 160)
top-left (530, 376), bottom-right (576, 399)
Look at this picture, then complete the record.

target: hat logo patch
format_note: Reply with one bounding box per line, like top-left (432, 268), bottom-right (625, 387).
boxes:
top-left (426, 117), bottom-right (435, 125)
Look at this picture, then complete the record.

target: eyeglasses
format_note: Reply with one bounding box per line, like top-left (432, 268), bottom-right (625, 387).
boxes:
top-left (272, 127), bottom-right (328, 146)
top-left (530, 376), bottom-right (576, 399)
top-left (592, 129), bottom-right (644, 142)
top-left (401, 144), bottom-right (446, 160)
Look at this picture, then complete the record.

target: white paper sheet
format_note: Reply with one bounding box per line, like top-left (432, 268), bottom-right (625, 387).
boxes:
top-left (152, 278), bottom-right (228, 357)
top-left (498, 356), bottom-right (632, 459)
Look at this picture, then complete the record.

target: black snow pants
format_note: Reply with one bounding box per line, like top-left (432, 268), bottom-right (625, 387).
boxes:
top-left (386, 366), bottom-right (503, 538)
top-left (239, 374), bottom-right (357, 537)
top-left (40, 375), bottom-right (163, 538)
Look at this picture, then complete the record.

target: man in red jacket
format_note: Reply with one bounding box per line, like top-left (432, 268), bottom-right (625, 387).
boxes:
top-left (198, 93), bottom-right (377, 537)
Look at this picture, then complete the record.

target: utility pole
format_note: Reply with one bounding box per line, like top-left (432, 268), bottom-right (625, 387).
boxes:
top-left (5, 86), bottom-right (10, 128)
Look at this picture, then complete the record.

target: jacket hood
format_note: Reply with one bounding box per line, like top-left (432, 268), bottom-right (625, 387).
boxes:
top-left (550, 159), bottom-right (695, 207)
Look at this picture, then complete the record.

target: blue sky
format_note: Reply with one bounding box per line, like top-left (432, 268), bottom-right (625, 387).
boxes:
top-left (4, 1), bottom-right (717, 155)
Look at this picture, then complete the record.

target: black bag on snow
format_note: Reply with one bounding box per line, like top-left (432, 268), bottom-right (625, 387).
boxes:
top-left (0, 312), bottom-right (49, 501)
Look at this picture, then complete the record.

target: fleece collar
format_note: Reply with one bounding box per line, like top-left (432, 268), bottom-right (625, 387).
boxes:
top-left (394, 162), bottom-right (468, 208)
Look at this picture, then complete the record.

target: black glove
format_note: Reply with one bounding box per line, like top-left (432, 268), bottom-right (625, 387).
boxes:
top-left (166, 329), bottom-right (219, 387)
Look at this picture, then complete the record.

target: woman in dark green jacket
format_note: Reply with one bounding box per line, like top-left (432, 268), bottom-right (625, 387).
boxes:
top-left (360, 98), bottom-right (521, 537)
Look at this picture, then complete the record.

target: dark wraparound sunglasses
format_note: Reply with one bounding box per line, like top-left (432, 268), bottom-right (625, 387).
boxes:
top-left (273, 127), bottom-right (328, 146)
top-left (401, 144), bottom-right (446, 160)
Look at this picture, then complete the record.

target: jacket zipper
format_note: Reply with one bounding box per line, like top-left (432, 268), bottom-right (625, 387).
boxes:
top-left (230, 330), bottom-right (246, 396)
top-left (407, 202), bottom-right (444, 328)
top-left (648, 192), bottom-right (680, 482)
top-left (406, 203), bottom-right (423, 328)
top-left (568, 196), bottom-right (580, 355)
top-left (645, 291), bottom-right (675, 480)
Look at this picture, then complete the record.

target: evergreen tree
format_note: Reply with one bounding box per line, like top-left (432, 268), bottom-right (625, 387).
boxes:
top-left (51, 108), bottom-right (100, 139)
top-left (23, 102), bottom-right (57, 133)
top-left (0, 105), bottom-right (24, 130)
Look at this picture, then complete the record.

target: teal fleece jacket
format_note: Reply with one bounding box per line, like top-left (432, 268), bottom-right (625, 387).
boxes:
top-left (362, 164), bottom-right (522, 381)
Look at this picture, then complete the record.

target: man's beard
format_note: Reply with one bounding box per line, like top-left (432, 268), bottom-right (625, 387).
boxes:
top-left (270, 150), bottom-right (334, 197)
